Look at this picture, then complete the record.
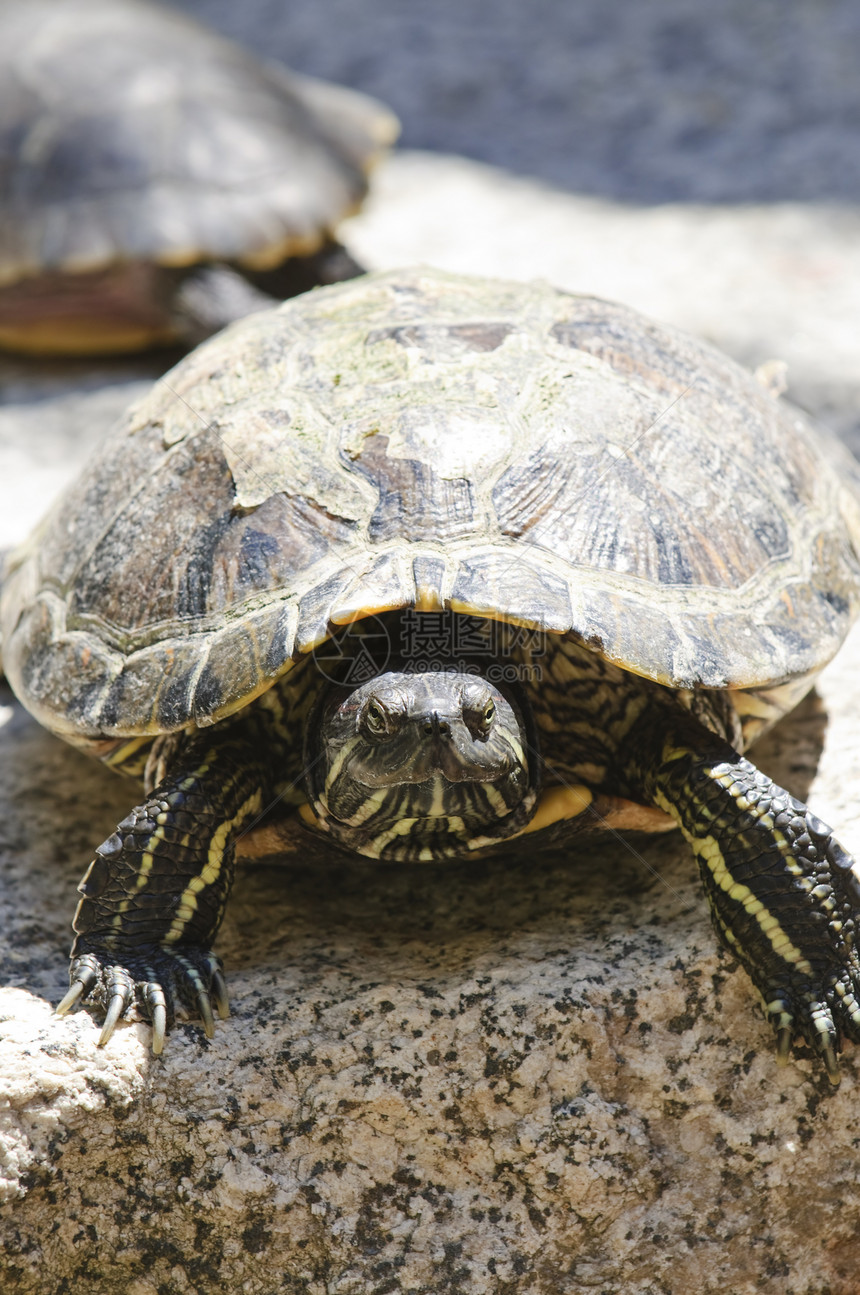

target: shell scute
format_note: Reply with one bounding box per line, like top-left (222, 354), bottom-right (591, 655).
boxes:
top-left (450, 553), bottom-right (573, 634)
top-left (330, 552), bottom-right (418, 625)
top-left (296, 569), bottom-right (364, 654)
top-left (97, 642), bottom-right (201, 736)
top-left (192, 623), bottom-right (263, 728)
top-left (349, 430), bottom-right (478, 545)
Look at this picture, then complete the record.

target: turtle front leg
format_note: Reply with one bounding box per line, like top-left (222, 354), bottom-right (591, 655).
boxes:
top-left (626, 711), bottom-right (860, 1082)
top-left (56, 727), bottom-right (271, 1053)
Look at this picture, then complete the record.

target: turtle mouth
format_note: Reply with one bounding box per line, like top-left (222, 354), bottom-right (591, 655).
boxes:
top-left (307, 780), bottom-right (540, 862)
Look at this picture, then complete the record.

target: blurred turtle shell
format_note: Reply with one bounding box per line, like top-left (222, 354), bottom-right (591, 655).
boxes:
top-left (0, 0), bottom-right (398, 354)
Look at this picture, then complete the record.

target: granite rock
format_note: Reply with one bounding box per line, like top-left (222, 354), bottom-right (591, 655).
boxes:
top-left (2, 625), bottom-right (860, 1293)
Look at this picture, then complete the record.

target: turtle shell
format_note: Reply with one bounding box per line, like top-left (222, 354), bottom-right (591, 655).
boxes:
top-left (0, 0), bottom-right (397, 286)
top-left (4, 266), bottom-right (860, 748)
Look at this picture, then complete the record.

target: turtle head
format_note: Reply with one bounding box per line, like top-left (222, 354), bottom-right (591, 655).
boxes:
top-left (304, 669), bottom-right (539, 860)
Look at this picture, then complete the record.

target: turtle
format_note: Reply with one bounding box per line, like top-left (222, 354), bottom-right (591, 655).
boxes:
top-left (0, 0), bottom-right (398, 355)
top-left (4, 266), bottom-right (860, 1082)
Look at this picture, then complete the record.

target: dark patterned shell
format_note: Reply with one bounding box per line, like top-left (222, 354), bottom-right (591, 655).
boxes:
top-left (4, 267), bottom-right (860, 745)
top-left (0, 0), bottom-right (397, 285)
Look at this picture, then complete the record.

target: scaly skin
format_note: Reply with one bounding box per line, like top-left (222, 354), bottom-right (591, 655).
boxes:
top-left (57, 725), bottom-right (272, 1053)
top-left (626, 709), bottom-right (860, 1083)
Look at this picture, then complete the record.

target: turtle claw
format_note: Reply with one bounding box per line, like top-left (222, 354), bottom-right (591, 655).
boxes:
top-left (61, 942), bottom-right (229, 1051)
top-left (141, 981), bottom-right (169, 1055)
top-left (150, 1002), bottom-right (168, 1055)
top-left (211, 968), bottom-right (231, 1020)
top-left (56, 979), bottom-right (87, 1017)
top-left (197, 988), bottom-right (216, 1039)
top-left (98, 991), bottom-right (128, 1047)
top-left (775, 1026), bottom-right (792, 1067)
top-left (770, 1013), bottom-right (842, 1082)
top-left (56, 953), bottom-right (100, 1016)
top-left (820, 1043), bottom-right (841, 1086)
top-left (764, 982), bottom-right (851, 1080)
top-left (772, 1019), bottom-right (841, 1083)
top-left (97, 966), bottom-right (136, 1046)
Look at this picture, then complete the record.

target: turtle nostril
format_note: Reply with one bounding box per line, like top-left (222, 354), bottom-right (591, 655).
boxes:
top-left (423, 716), bottom-right (451, 738)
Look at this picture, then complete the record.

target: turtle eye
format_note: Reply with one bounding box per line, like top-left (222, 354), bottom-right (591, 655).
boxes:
top-left (361, 698), bottom-right (391, 738)
top-left (463, 689), bottom-right (497, 739)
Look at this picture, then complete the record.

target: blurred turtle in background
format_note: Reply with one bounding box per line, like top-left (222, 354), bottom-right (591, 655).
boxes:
top-left (0, 0), bottom-right (398, 355)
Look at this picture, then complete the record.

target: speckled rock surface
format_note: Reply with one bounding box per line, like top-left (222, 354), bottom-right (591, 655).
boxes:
top-left (2, 622), bottom-right (860, 1294)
